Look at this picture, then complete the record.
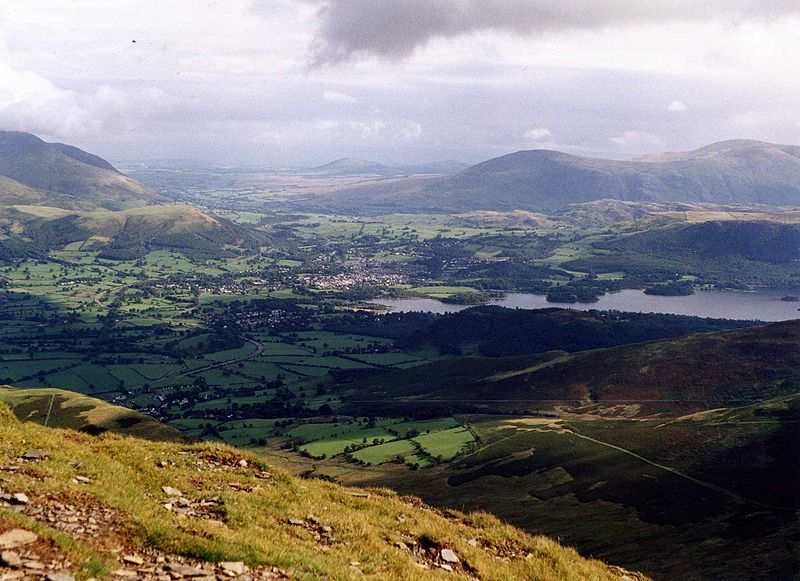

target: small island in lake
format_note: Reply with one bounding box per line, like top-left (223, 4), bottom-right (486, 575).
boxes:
top-left (440, 290), bottom-right (502, 305)
top-left (644, 281), bottom-right (694, 296)
top-left (546, 286), bottom-right (602, 304)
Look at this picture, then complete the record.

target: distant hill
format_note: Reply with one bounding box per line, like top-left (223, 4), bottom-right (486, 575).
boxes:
top-left (0, 204), bottom-right (267, 260)
top-left (599, 220), bottom-right (800, 262)
top-left (313, 140), bottom-right (800, 213)
top-left (0, 131), bottom-right (163, 210)
top-left (299, 157), bottom-right (468, 177)
top-left (301, 157), bottom-right (399, 176)
top-left (564, 220), bottom-right (800, 284)
top-left (0, 398), bottom-right (640, 581)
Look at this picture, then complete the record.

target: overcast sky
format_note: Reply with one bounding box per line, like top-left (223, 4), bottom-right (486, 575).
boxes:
top-left (1, 0), bottom-right (799, 165)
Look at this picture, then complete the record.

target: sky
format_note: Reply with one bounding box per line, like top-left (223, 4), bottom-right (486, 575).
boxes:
top-left (0, 0), bottom-right (799, 166)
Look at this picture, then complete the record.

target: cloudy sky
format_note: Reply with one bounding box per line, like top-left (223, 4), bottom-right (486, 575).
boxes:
top-left (1, 0), bottom-right (799, 165)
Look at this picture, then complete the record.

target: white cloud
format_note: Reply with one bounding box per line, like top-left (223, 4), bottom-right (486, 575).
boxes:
top-left (524, 127), bottom-right (552, 141)
top-left (394, 120), bottom-right (422, 141)
top-left (0, 1), bottom-right (798, 164)
top-left (667, 100), bottom-right (687, 112)
top-left (0, 62), bottom-right (172, 140)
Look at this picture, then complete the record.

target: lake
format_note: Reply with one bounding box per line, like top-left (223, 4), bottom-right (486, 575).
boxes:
top-left (371, 289), bottom-right (800, 321)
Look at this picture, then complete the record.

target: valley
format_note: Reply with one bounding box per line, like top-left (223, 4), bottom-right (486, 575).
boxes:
top-left (5, 4), bottom-right (800, 580)
top-left (1, 133), bottom-right (799, 579)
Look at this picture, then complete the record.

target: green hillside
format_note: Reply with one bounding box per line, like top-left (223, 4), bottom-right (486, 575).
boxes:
top-left (0, 399), bottom-right (644, 580)
top-left (0, 386), bottom-right (187, 442)
top-left (0, 204), bottom-right (267, 260)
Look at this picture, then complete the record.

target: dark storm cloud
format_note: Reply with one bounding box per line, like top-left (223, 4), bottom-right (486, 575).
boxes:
top-left (308, 0), bottom-right (799, 65)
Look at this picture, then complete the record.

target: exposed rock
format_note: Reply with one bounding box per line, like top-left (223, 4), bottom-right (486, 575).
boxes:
top-left (74, 476), bottom-right (91, 484)
top-left (288, 518), bottom-right (304, 526)
top-left (0, 529), bottom-right (37, 550)
top-left (440, 548), bottom-right (459, 563)
top-left (46, 574), bottom-right (76, 581)
top-left (219, 561), bottom-right (246, 575)
top-left (0, 550), bottom-right (22, 568)
top-left (166, 562), bottom-right (209, 577)
top-left (10, 493), bottom-right (29, 505)
top-left (21, 450), bottom-right (49, 461)
top-left (161, 486), bottom-right (183, 497)
top-left (122, 555), bottom-right (144, 566)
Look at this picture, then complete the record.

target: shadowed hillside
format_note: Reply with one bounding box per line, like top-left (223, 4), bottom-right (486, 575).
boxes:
top-left (343, 319), bottom-right (800, 416)
top-left (399, 306), bottom-right (755, 357)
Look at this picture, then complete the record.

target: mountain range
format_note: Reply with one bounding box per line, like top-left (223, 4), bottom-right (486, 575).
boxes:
top-left (313, 139), bottom-right (800, 213)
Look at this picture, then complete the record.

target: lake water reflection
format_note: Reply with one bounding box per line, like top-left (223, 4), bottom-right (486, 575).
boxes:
top-left (371, 289), bottom-right (800, 321)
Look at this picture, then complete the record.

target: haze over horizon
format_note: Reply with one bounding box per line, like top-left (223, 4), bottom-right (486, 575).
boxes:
top-left (1, 1), bottom-right (799, 166)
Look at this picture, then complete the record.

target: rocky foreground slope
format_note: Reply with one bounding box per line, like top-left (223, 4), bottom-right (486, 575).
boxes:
top-left (0, 402), bottom-right (645, 580)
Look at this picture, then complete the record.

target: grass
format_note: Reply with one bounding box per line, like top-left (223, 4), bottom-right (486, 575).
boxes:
top-left (413, 427), bottom-right (476, 460)
top-left (0, 402), bottom-right (644, 581)
top-left (350, 439), bottom-right (418, 465)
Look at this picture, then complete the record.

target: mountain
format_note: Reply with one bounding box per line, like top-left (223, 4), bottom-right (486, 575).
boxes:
top-left (0, 131), bottom-right (163, 210)
top-left (0, 204), bottom-right (267, 260)
top-left (0, 396), bottom-right (642, 581)
top-left (313, 139), bottom-right (800, 213)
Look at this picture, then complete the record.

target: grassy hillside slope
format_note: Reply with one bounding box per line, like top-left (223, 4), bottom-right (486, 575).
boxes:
top-left (314, 396), bottom-right (799, 580)
top-left (0, 386), bottom-right (187, 442)
top-left (0, 401), bottom-right (644, 580)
